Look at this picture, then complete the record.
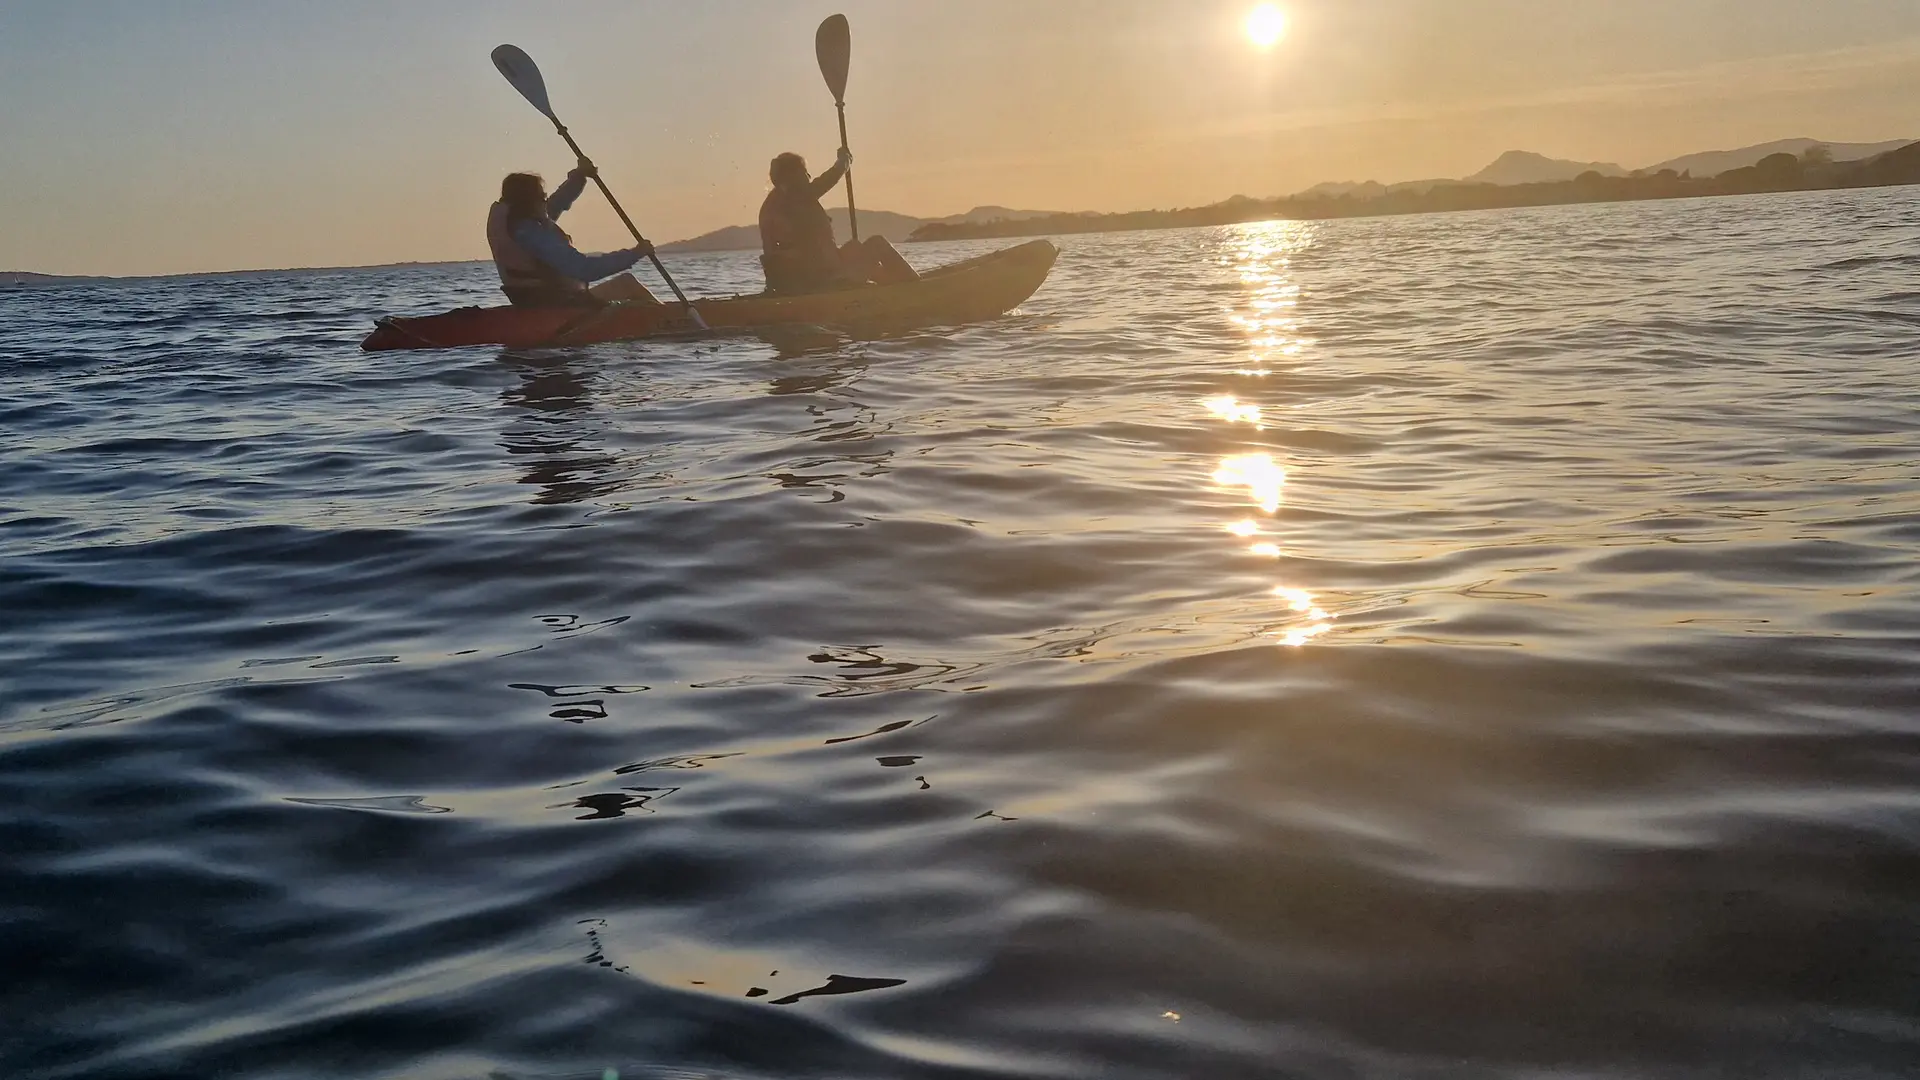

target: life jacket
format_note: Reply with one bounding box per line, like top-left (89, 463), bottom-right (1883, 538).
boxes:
top-left (486, 202), bottom-right (585, 294)
top-left (759, 186), bottom-right (839, 291)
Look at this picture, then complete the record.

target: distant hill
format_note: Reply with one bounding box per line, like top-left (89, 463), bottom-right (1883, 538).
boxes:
top-left (1468, 151), bottom-right (1628, 185)
top-left (1295, 178), bottom-right (1459, 199)
top-left (661, 204), bottom-right (1059, 252)
top-left (947, 205), bottom-right (1063, 226)
top-left (1293, 137), bottom-right (1913, 198)
top-left (660, 208), bottom-right (923, 253)
top-left (1296, 180), bottom-right (1381, 198)
top-left (909, 139), bottom-right (1920, 244)
top-left (0, 271), bottom-right (101, 287)
top-left (1837, 140), bottom-right (1920, 188)
top-left (1645, 137), bottom-right (1914, 178)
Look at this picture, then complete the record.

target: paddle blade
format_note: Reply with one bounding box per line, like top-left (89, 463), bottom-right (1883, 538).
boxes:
top-left (491, 44), bottom-right (556, 121)
top-left (815, 14), bottom-right (850, 104)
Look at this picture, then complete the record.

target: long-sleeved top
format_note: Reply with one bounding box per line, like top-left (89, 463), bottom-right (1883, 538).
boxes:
top-left (758, 161), bottom-right (848, 291)
top-left (513, 173), bottom-right (640, 283)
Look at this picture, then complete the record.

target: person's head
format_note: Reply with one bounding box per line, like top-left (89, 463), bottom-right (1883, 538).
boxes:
top-left (500, 173), bottom-right (548, 222)
top-left (769, 152), bottom-right (809, 189)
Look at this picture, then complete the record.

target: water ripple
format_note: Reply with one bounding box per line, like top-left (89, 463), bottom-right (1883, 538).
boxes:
top-left (5, 189), bottom-right (1920, 1079)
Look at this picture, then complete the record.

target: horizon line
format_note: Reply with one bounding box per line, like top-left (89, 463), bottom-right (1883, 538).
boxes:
top-left (9, 132), bottom-right (1911, 281)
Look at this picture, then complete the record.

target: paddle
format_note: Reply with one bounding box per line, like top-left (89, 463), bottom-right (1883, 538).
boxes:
top-left (489, 44), bottom-right (706, 329)
top-left (814, 14), bottom-right (859, 243)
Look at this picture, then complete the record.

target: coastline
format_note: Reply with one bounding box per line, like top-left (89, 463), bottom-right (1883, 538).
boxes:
top-left (908, 142), bottom-right (1920, 243)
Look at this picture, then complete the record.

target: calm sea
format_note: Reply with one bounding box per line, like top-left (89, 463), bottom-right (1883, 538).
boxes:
top-left (5, 187), bottom-right (1920, 1080)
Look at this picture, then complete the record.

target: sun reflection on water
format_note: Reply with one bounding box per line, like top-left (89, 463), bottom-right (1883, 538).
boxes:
top-left (1212, 453), bottom-right (1287, 514)
top-left (1206, 220), bottom-right (1335, 648)
top-left (1278, 622), bottom-right (1334, 647)
top-left (1202, 394), bottom-right (1263, 426)
top-left (1228, 221), bottom-right (1315, 358)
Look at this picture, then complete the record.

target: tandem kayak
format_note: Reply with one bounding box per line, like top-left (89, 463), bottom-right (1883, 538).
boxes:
top-left (361, 239), bottom-right (1058, 351)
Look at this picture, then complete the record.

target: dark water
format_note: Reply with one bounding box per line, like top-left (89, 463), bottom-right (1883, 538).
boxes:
top-left (5, 187), bottom-right (1920, 1080)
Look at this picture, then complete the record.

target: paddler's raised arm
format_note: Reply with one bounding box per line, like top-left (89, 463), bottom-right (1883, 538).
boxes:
top-left (546, 158), bottom-right (594, 220)
top-left (808, 147), bottom-right (852, 201)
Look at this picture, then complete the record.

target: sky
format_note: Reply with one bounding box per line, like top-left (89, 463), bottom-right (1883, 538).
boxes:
top-left (3, 0), bottom-right (1918, 277)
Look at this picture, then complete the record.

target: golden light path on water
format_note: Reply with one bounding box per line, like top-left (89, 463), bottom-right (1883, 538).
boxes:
top-left (1202, 394), bottom-right (1262, 426)
top-left (1211, 220), bottom-right (1332, 647)
top-left (1212, 453), bottom-right (1287, 514)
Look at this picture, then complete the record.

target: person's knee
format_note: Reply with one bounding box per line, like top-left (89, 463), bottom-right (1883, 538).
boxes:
top-left (590, 273), bottom-right (660, 304)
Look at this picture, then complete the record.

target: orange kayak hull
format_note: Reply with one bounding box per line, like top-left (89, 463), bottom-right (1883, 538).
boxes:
top-left (362, 240), bottom-right (1058, 351)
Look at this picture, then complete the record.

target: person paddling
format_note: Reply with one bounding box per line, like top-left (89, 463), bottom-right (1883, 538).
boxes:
top-left (759, 149), bottom-right (918, 294)
top-left (488, 159), bottom-right (659, 307)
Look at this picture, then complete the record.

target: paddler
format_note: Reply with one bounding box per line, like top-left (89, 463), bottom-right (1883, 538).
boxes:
top-left (488, 159), bottom-right (659, 307)
top-left (759, 148), bottom-right (919, 294)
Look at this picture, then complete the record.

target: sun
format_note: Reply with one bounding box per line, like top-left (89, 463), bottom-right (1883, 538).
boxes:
top-left (1245, 3), bottom-right (1287, 49)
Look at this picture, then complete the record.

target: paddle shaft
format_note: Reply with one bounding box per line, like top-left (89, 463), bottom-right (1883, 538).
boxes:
top-left (548, 121), bottom-right (703, 319)
top-left (834, 102), bottom-right (859, 243)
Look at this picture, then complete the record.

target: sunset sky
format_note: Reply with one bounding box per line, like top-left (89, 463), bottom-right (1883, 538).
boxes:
top-left (4, 0), bottom-right (1918, 277)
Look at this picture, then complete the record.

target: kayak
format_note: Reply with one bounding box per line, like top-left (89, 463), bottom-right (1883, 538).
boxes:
top-left (361, 239), bottom-right (1058, 351)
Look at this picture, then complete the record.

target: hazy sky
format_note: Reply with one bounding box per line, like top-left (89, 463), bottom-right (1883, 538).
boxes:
top-left (4, 0), bottom-right (1918, 276)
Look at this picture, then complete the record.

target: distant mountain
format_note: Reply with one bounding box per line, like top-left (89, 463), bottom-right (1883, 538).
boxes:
top-left (1839, 140), bottom-right (1920, 188)
top-left (1295, 137), bottom-right (1913, 196)
top-left (1296, 181), bottom-right (1380, 198)
top-left (1295, 178), bottom-right (1458, 198)
top-left (660, 208), bottom-right (912, 253)
top-left (1645, 138), bottom-right (1914, 179)
top-left (0, 271), bottom-right (101, 287)
top-left (1467, 151), bottom-right (1628, 186)
top-left (661, 204), bottom-right (1058, 252)
top-left (943, 205), bottom-right (1062, 226)
top-left (913, 137), bottom-right (1920, 245)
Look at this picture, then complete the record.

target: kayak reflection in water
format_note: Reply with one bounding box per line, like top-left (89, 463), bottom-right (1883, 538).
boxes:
top-left (487, 159), bottom-right (661, 307)
top-left (759, 148), bottom-right (919, 295)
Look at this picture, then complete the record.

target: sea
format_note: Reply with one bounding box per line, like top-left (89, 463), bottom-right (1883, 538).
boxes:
top-left (4, 186), bottom-right (1920, 1080)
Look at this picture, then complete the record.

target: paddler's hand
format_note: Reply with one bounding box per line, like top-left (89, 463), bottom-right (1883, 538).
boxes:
top-left (836, 147), bottom-right (853, 171)
top-left (632, 241), bottom-right (655, 258)
top-left (571, 157), bottom-right (599, 180)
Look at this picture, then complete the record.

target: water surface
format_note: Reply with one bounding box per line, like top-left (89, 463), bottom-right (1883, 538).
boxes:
top-left (5, 188), bottom-right (1920, 1079)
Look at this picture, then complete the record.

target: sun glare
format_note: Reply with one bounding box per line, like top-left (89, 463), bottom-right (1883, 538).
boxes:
top-left (1245, 4), bottom-right (1287, 49)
